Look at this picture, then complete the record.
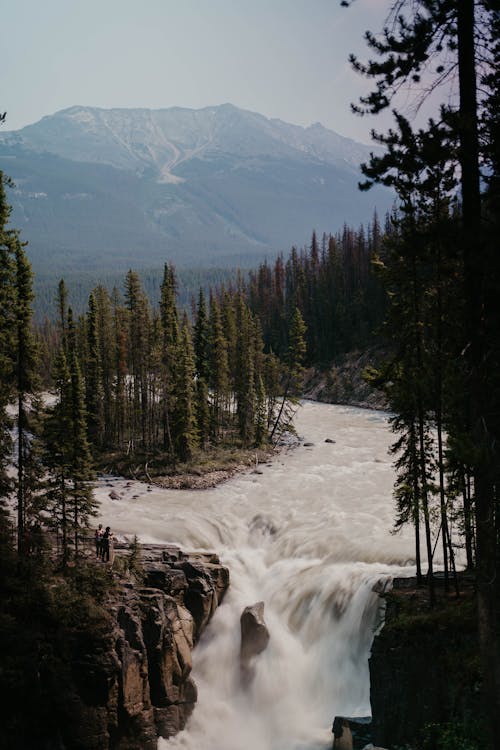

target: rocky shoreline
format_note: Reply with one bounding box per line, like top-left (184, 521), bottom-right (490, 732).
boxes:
top-left (303, 349), bottom-right (388, 411)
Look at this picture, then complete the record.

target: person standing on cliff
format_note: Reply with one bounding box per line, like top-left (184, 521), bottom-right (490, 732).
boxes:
top-left (95, 524), bottom-right (103, 558)
top-left (100, 526), bottom-right (114, 563)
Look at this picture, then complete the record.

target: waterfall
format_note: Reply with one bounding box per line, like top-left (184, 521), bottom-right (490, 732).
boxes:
top-left (96, 403), bottom-right (415, 750)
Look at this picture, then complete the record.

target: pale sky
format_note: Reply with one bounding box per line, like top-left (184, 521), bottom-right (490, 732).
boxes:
top-left (2, 0), bottom-right (398, 144)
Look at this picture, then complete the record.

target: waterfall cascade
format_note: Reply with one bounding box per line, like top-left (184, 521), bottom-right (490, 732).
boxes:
top-left (96, 403), bottom-right (416, 750)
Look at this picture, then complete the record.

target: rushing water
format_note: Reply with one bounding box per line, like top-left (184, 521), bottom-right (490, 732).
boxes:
top-left (96, 402), bottom-right (416, 750)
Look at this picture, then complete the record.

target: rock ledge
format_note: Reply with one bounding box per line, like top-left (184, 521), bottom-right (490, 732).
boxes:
top-left (58, 543), bottom-right (229, 750)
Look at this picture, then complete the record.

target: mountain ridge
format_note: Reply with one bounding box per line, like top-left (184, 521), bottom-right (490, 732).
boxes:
top-left (2, 104), bottom-right (375, 176)
top-left (0, 104), bottom-right (392, 274)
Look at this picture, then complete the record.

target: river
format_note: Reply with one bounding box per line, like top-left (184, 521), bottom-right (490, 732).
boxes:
top-left (96, 401), bottom-right (416, 750)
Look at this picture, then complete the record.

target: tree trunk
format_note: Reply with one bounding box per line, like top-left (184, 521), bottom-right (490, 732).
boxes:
top-left (462, 472), bottom-right (474, 570)
top-left (17, 393), bottom-right (25, 555)
top-left (410, 420), bottom-right (422, 584)
top-left (458, 3), bottom-right (499, 746)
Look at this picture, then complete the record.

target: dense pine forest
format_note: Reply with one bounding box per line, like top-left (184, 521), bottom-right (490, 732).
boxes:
top-left (343, 1), bottom-right (500, 747)
top-left (0, 153), bottom-right (390, 564)
top-left (34, 219), bottom-right (387, 454)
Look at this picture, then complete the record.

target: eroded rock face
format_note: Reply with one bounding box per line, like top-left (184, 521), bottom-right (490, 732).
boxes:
top-left (55, 544), bottom-right (229, 750)
top-left (369, 575), bottom-right (479, 749)
top-left (240, 601), bottom-right (270, 685)
top-left (332, 716), bottom-right (372, 750)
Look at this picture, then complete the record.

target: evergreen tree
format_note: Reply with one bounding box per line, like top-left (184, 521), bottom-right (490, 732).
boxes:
top-left (208, 296), bottom-right (229, 441)
top-left (172, 314), bottom-right (197, 462)
top-left (93, 285), bottom-right (114, 447)
top-left (270, 307), bottom-right (307, 443)
top-left (44, 309), bottom-right (96, 564)
top-left (193, 287), bottom-right (209, 382)
top-left (0, 172), bottom-right (15, 536)
top-left (235, 294), bottom-right (256, 445)
top-left (124, 271), bottom-right (151, 449)
top-left (67, 309), bottom-right (96, 555)
top-left (111, 287), bottom-right (127, 448)
top-left (286, 306), bottom-right (307, 396)
top-left (193, 287), bottom-right (211, 446)
top-left (346, 2), bottom-right (500, 740)
top-left (195, 378), bottom-right (210, 449)
top-left (85, 292), bottom-right (104, 450)
top-left (13, 237), bottom-right (44, 553)
top-left (159, 264), bottom-right (179, 455)
top-left (43, 347), bottom-right (73, 565)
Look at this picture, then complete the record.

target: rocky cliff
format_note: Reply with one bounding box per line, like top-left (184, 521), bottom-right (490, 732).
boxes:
top-left (50, 544), bottom-right (229, 750)
top-left (303, 350), bottom-right (388, 411)
top-left (369, 575), bottom-right (481, 749)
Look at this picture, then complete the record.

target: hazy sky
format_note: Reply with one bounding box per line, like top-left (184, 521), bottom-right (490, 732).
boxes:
top-left (2, 0), bottom-right (396, 143)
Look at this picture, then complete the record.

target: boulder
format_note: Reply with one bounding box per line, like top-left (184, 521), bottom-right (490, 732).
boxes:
top-left (332, 716), bottom-right (372, 750)
top-left (240, 602), bottom-right (270, 685)
top-left (109, 490), bottom-right (121, 500)
top-left (249, 514), bottom-right (277, 537)
top-left (325, 438), bottom-right (336, 444)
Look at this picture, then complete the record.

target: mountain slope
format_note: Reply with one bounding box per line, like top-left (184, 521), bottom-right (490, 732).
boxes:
top-left (0, 105), bottom-right (393, 274)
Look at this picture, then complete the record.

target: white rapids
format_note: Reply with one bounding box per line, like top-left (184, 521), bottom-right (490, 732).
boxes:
top-left (96, 402), bottom-right (415, 750)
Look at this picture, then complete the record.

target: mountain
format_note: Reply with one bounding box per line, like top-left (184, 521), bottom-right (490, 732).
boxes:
top-left (0, 104), bottom-right (392, 275)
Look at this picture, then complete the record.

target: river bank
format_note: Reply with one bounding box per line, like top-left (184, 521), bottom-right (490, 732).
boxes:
top-left (97, 350), bottom-right (387, 492)
top-left (303, 349), bottom-right (388, 411)
top-left (369, 573), bottom-right (483, 750)
top-left (97, 445), bottom-right (277, 490)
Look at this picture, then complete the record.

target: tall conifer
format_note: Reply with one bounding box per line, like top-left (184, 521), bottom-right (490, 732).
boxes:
top-left (0, 172), bottom-right (15, 536)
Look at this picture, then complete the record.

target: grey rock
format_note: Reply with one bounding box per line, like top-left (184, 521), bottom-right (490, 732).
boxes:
top-left (240, 602), bottom-right (270, 686)
top-left (51, 543), bottom-right (229, 748)
top-left (332, 716), bottom-right (372, 750)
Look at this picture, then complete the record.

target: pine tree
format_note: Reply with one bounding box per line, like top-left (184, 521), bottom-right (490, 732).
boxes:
top-left (346, 2), bottom-right (500, 739)
top-left (93, 285), bottom-right (114, 447)
top-left (111, 287), bottom-right (127, 448)
top-left (43, 347), bottom-right (73, 565)
top-left (208, 296), bottom-right (229, 441)
top-left (67, 309), bottom-right (96, 556)
top-left (235, 294), bottom-right (256, 445)
top-left (287, 306), bottom-right (307, 396)
top-left (270, 307), bottom-right (307, 443)
top-left (44, 309), bottom-right (96, 564)
top-left (193, 287), bottom-right (211, 445)
top-left (13, 237), bottom-right (44, 553)
top-left (193, 287), bottom-right (209, 382)
top-left (172, 314), bottom-right (197, 462)
top-left (85, 292), bottom-right (104, 450)
top-left (0, 172), bottom-right (15, 537)
top-left (124, 271), bottom-right (151, 450)
top-left (159, 264), bottom-right (179, 455)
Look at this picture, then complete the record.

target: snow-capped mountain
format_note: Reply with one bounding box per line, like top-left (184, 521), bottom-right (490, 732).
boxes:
top-left (0, 104), bottom-right (391, 274)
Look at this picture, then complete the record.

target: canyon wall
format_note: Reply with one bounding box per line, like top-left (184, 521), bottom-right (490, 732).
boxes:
top-left (50, 545), bottom-right (229, 750)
